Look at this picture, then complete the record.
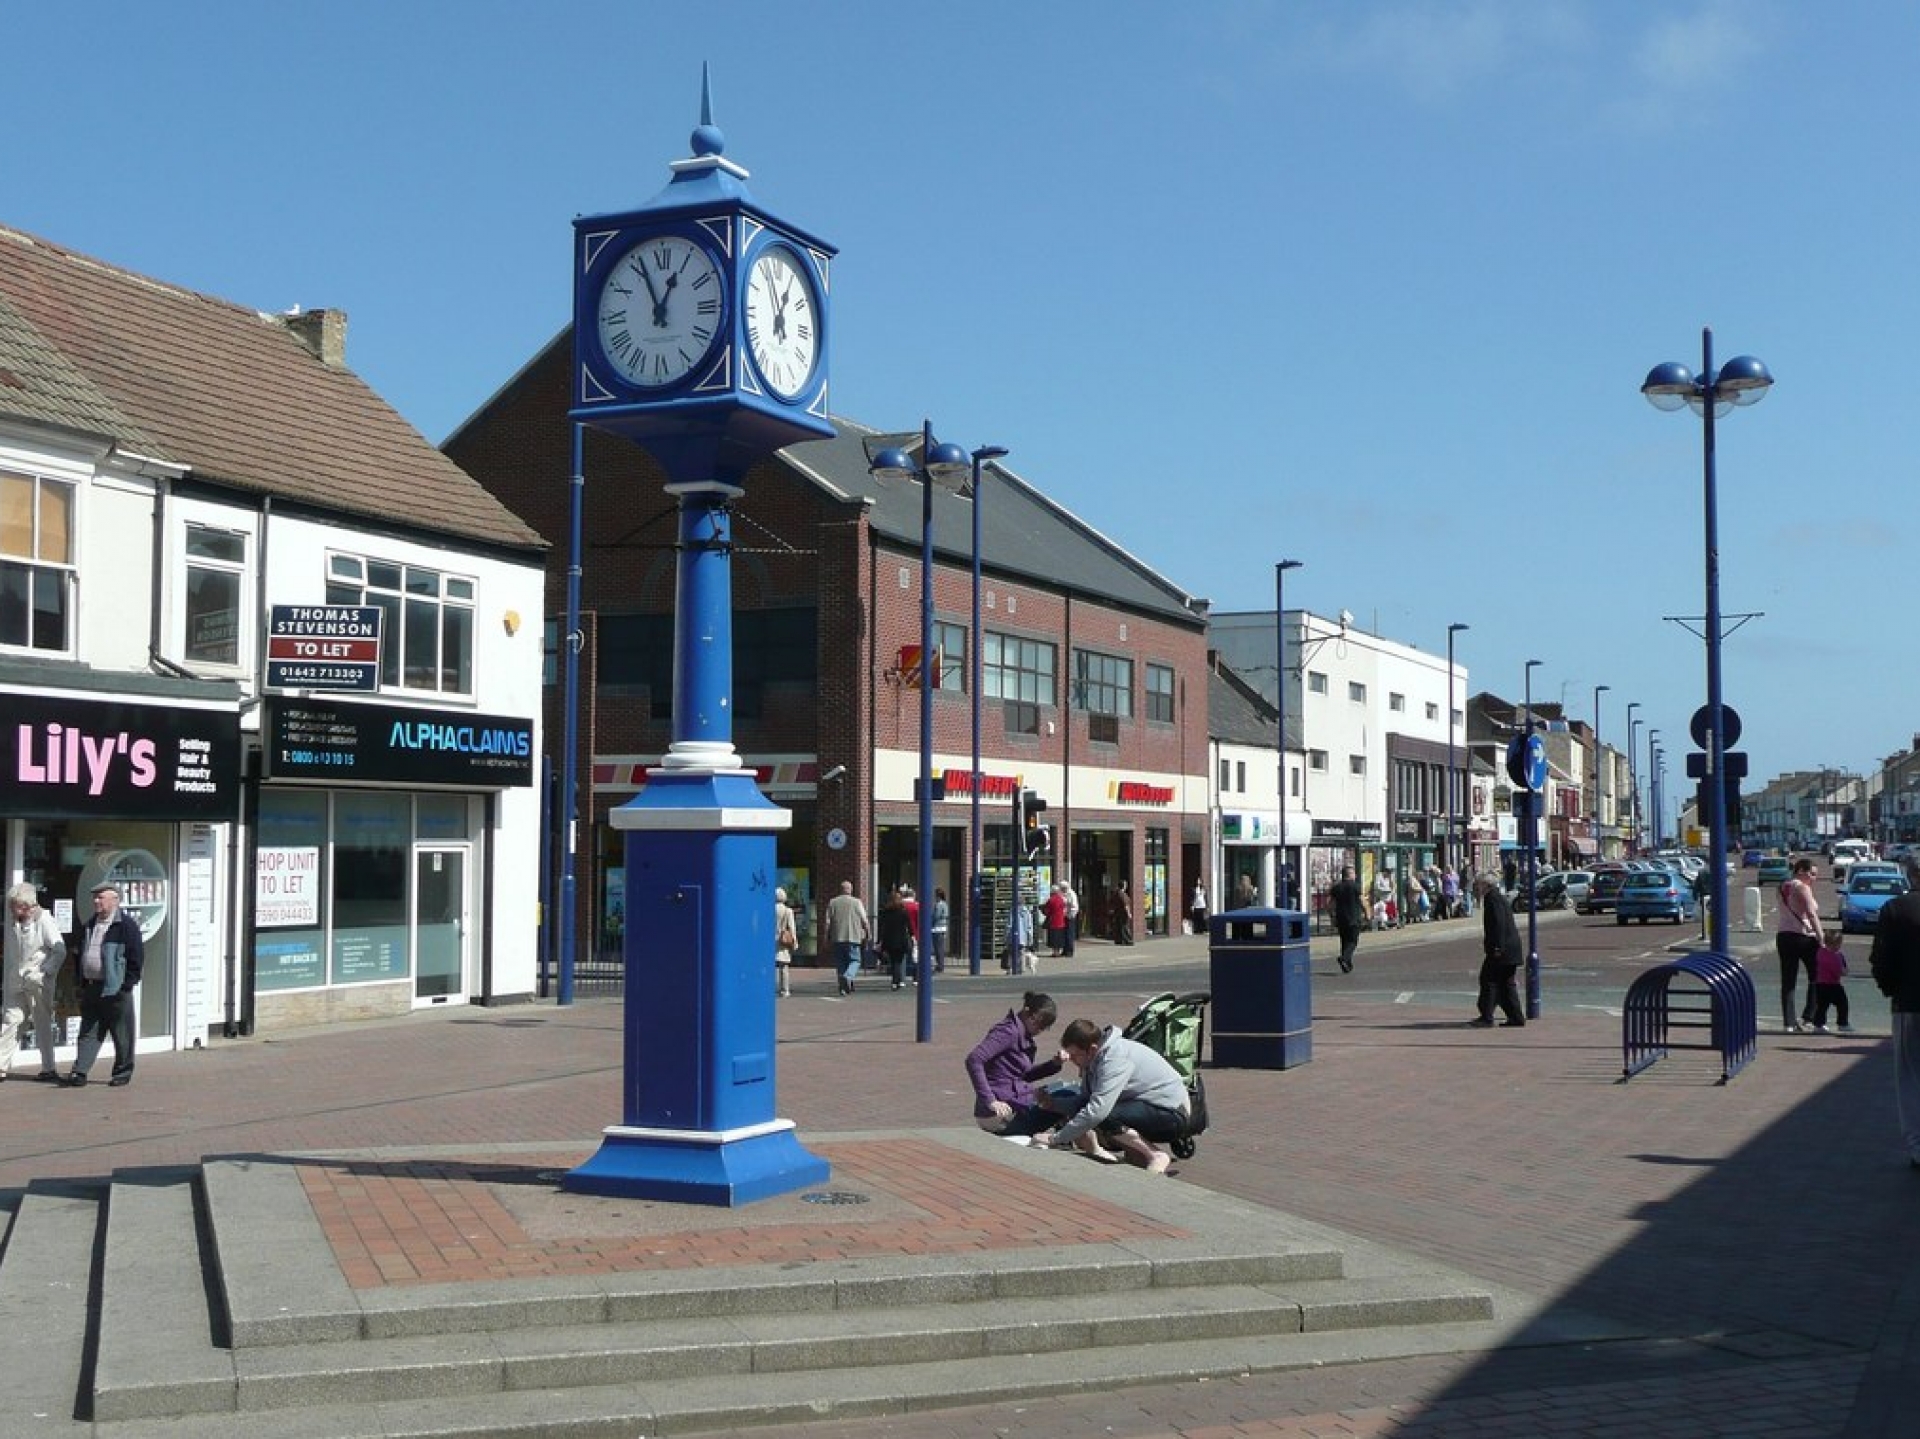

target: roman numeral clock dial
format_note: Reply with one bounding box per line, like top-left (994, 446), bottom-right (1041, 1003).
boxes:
top-left (744, 244), bottom-right (820, 401)
top-left (595, 235), bottom-right (723, 388)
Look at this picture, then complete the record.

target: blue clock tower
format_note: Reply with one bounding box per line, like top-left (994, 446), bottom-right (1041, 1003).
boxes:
top-left (562, 74), bottom-right (832, 1205)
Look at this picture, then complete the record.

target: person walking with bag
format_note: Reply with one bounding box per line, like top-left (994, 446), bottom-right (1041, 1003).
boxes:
top-left (1776, 857), bottom-right (1823, 1032)
top-left (772, 887), bottom-right (798, 998)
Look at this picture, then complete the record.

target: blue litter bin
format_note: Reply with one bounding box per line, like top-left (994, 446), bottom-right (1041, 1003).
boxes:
top-left (1208, 907), bottom-right (1311, 1069)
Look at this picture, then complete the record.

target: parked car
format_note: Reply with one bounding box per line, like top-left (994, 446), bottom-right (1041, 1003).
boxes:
top-left (1742, 848), bottom-right (1766, 868)
top-left (1527, 872), bottom-right (1567, 911)
top-left (1559, 870), bottom-right (1594, 908)
top-left (1616, 869), bottom-right (1700, 925)
top-left (1840, 870), bottom-right (1909, 933)
top-left (1757, 855), bottom-right (1793, 885)
top-left (1581, 867), bottom-right (1629, 915)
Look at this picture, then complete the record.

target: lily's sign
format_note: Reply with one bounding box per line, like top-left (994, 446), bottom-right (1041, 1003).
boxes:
top-left (1, 693), bottom-right (240, 819)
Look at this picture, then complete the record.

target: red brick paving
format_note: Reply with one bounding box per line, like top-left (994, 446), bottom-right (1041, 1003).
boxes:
top-left (296, 1137), bottom-right (1188, 1287)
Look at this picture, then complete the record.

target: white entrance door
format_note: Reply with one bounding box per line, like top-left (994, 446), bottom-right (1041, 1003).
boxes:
top-left (413, 846), bottom-right (469, 1005)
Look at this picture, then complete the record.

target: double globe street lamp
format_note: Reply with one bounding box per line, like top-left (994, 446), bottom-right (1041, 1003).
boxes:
top-left (870, 423), bottom-right (973, 1042)
top-left (1642, 331), bottom-right (1774, 956)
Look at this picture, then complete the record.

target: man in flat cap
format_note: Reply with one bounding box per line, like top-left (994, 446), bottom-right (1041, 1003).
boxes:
top-left (65, 881), bottom-right (144, 1088)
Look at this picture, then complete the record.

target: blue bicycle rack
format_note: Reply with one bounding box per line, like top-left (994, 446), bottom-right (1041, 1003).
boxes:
top-left (1622, 951), bottom-right (1758, 1083)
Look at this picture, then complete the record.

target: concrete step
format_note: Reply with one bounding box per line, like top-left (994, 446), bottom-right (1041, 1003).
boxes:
top-left (97, 1271), bottom-right (1495, 1420)
top-left (84, 1152), bottom-right (1510, 1432)
top-left (95, 1315), bottom-right (1533, 1439)
top-left (0, 1179), bottom-right (102, 1438)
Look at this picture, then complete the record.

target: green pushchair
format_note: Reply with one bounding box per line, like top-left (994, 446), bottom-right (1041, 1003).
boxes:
top-left (1122, 991), bottom-right (1212, 1160)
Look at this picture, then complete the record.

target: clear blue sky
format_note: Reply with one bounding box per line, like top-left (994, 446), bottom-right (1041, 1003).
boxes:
top-left (7, 2), bottom-right (1913, 818)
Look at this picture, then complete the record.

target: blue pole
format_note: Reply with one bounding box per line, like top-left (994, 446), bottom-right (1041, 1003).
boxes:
top-left (1524, 661), bottom-right (1541, 1019)
top-left (559, 425), bottom-right (583, 1006)
top-left (1700, 327), bottom-right (1732, 956)
top-left (969, 452), bottom-right (983, 977)
top-left (917, 420), bottom-right (937, 1043)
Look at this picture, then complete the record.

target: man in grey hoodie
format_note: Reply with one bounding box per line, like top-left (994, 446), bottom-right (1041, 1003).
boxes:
top-left (1029, 1018), bottom-right (1190, 1174)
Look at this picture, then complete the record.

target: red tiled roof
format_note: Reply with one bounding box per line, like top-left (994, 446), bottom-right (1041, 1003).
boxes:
top-left (0, 224), bottom-right (544, 553)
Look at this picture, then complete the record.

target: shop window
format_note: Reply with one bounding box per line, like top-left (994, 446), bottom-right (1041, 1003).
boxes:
top-left (254, 791), bottom-right (330, 991)
top-left (183, 523), bottom-right (247, 666)
top-left (330, 791), bottom-right (410, 984)
top-left (326, 553), bottom-right (475, 696)
top-left (0, 469), bottom-right (75, 655)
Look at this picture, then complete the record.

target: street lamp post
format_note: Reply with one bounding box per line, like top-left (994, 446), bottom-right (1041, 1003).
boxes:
top-left (1626, 702), bottom-right (1642, 857)
top-left (967, 444), bottom-right (1009, 977)
top-left (1593, 684), bottom-right (1610, 864)
top-left (1447, 623), bottom-right (1469, 879)
top-left (1523, 658), bottom-right (1543, 1018)
top-left (1648, 730), bottom-right (1663, 849)
top-left (1643, 329), bottom-right (1774, 956)
top-left (1275, 560), bottom-right (1303, 909)
top-left (870, 423), bottom-right (972, 1042)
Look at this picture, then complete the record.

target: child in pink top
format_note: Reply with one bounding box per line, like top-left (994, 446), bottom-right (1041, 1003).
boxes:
top-left (1811, 929), bottom-right (1853, 1034)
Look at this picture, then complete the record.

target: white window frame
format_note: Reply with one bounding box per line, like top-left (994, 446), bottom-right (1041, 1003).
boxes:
top-left (0, 468), bottom-right (77, 658)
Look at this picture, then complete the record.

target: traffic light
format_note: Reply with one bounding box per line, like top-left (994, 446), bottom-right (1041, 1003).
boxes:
top-left (1016, 788), bottom-right (1049, 859)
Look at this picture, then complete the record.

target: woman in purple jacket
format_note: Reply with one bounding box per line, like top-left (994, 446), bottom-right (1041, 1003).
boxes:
top-left (964, 991), bottom-right (1063, 1136)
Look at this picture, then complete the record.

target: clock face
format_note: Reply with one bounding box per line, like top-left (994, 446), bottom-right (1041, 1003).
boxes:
top-left (744, 244), bottom-right (820, 400)
top-left (594, 235), bottom-right (724, 389)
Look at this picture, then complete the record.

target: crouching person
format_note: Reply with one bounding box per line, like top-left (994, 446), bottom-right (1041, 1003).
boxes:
top-left (1029, 1017), bottom-right (1190, 1175)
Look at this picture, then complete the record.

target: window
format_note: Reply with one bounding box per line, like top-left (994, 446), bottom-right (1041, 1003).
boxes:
top-left (1145, 663), bottom-right (1175, 723)
top-left (327, 554), bottom-right (474, 696)
top-left (1309, 749), bottom-right (1328, 772)
top-left (599, 607), bottom-right (816, 720)
top-left (1236, 760), bottom-right (1246, 792)
top-left (1308, 671), bottom-right (1328, 695)
top-left (1219, 758), bottom-right (1230, 790)
top-left (1389, 692), bottom-right (1405, 713)
top-left (1072, 649), bottom-right (1133, 717)
top-left (543, 619), bottom-right (560, 688)
top-left (0, 470), bottom-right (75, 654)
top-left (933, 619), bottom-right (967, 694)
top-left (1426, 702), bottom-right (1439, 721)
top-left (1348, 681), bottom-right (1367, 703)
top-left (1350, 754), bottom-right (1367, 776)
top-left (1394, 759), bottom-right (1426, 811)
top-left (985, 631), bottom-right (1054, 736)
top-left (183, 524), bottom-right (246, 666)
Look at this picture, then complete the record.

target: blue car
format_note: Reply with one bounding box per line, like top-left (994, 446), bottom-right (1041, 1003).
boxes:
top-left (1615, 869), bottom-right (1699, 925)
top-left (1840, 871), bottom-right (1910, 934)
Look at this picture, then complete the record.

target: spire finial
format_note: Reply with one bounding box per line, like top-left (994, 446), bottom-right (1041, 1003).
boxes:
top-left (690, 62), bottom-right (724, 159)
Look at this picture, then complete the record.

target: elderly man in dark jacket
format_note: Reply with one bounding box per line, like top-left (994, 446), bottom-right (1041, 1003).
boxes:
top-left (66, 881), bottom-right (144, 1088)
top-left (1869, 853), bottom-right (1920, 1166)
top-left (1469, 871), bottom-right (1526, 1028)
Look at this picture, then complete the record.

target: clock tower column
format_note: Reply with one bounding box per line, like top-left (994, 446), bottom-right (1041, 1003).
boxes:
top-left (561, 75), bottom-right (833, 1205)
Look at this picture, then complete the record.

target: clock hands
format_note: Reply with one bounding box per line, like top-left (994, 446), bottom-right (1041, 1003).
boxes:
top-left (656, 271), bottom-right (677, 329)
top-left (629, 257), bottom-right (667, 326)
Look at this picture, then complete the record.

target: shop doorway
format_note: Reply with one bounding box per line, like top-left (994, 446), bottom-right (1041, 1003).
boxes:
top-left (413, 846), bottom-right (469, 1004)
top-left (1070, 828), bottom-right (1134, 941)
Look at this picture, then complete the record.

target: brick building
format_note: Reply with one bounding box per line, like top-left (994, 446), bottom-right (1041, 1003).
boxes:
top-left (445, 335), bottom-right (1210, 966)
